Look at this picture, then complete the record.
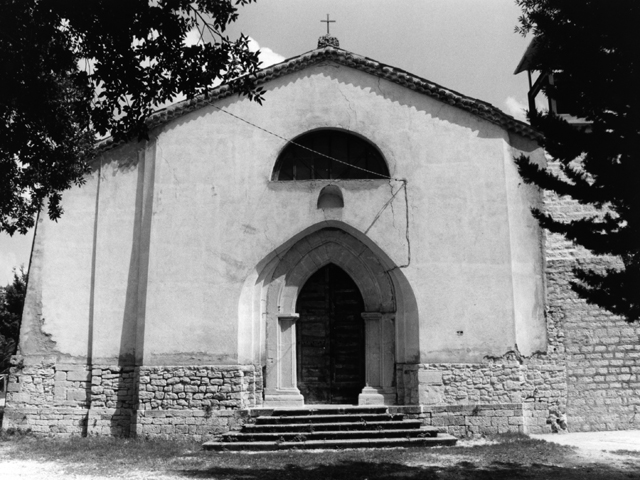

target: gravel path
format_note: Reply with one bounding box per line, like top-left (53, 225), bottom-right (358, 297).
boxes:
top-left (531, 430), bottom-right (640, 453)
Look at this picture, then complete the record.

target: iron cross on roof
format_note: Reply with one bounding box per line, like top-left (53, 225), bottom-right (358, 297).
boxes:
top-left (321, 14), bottom-right (335, 35)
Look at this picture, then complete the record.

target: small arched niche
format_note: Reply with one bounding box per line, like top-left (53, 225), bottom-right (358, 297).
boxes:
top-left (317, 185), bottom-right (344, 209)
top-left (272, 129), bottom-right (389, 180)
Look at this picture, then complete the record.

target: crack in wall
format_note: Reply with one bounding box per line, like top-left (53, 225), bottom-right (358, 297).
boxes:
top-left (337, 85), bottom-right (358, 126)
top-left (482, 343), bottom-right (553, 366)
top-left (388, 181), bottom-right (397, 228)
top-left (376, 77), bottom-right (387, 98)
top-left (382, 180), bottom-right (411, 272)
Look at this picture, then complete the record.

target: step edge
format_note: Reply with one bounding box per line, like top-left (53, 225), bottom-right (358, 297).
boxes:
top-left (203, 437), bottom-right (457, 450)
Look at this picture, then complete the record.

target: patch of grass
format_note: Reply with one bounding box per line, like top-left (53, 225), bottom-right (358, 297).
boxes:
top-left (1, 435), bottom-right (201, 474)
top-left (0, 427), bottom-right (35, 440)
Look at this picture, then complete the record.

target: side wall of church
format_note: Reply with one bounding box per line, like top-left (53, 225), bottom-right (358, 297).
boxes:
top-left (543, 183), bottom-right (640, 432)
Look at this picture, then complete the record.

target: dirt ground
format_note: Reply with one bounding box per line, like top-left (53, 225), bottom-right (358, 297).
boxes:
top-left (1, 435), bottom-right (639, 479)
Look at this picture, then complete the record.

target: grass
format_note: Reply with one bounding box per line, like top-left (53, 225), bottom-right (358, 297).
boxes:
top-left (1, 428), bottom-right (201, 472)
top-left (1, 431), bottom-right (639, 479)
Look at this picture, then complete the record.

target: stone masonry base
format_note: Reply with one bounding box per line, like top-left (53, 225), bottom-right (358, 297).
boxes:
top-left (4, 362), bottom-right (263, 440)
top-left (243, 403), bottom-right (550, 437)
top-left (3, 402), bottom-right (549, 439)
top-left (6, 354), bottom-right (638, 438)
top-left (4, 358), bottom-right (560, 439)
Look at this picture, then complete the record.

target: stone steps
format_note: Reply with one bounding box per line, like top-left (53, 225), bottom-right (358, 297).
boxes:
top-left (269, 406), bottom-right (389, 416)
top-left (222, 426), bottom-right (439, 442)
top-left (255, 413), bottom-right (404, 424)
top-left (203, 436), bottom-right (458, 451)
top-left (202, 406), bottom-right (457, 451)
top-left (242, 420), bottom-right (424, 433)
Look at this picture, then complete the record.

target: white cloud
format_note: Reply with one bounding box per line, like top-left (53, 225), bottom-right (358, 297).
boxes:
top-left (184, 30), bottom-right (285, 68)
top-left (504, 96), bottom-right (528, 122)
top-left (141, 34), bottom-right (285, 110)
top-left (248, 37), bottom-right (285, 68)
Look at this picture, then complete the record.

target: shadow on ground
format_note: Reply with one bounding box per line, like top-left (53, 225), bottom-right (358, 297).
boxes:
top-left (3, 434), bottom-right (639, 479)
top-left (175, 458), bottom-right (640, 480)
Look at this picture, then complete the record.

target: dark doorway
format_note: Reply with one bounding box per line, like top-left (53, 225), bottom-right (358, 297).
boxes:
top-left (296, 264), bottom-right (365, 404)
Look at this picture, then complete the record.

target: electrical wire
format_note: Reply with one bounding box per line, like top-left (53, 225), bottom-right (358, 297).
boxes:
top-left (212, 106), bottom-right (402, 181)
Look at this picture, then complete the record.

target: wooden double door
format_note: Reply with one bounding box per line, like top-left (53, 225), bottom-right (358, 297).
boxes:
top-left (296, 264), bottom-right (365, 404)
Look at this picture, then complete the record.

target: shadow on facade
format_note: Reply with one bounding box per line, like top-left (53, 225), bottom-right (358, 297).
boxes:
top-left (88, 148), bottom-right (151, 437)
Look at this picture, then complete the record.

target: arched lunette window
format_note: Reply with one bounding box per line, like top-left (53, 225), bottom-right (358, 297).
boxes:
top-left (272, 130), bottom-right (389, 180)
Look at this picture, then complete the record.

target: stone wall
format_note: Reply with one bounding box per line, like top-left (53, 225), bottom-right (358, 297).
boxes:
top-left (547, 258), bottom-right (640, 431)
top-left (390, 403), bottom-right (548, 437)
top-left (397, 359), bottom-right (564, 435)
top-left (543, 179), bottom-right (640, 432)
top-left (5, 362), bottom-right (93, 409)
top-left (136, 366), bottom-right (261, 411)
top-left (4, 361), bottom-right (263, 439)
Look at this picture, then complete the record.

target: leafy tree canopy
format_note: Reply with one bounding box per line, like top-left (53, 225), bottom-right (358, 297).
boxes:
top-left (0, 266), bottom-right (27, 373)
top-left (515, 0), bottom-right (640, 321)
top-left (0, 0), bottom-right (262, 235)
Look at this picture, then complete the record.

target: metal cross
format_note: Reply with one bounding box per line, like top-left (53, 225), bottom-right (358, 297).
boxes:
top-left (321, 14), bottom-right (335, 35)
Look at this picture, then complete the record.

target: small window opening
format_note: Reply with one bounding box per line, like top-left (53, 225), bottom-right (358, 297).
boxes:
top-left (317, 185), bottom-right (344, 209)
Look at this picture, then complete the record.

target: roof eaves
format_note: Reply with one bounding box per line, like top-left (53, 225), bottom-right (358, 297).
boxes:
top-left (96, 46), bottom-right (540, 153)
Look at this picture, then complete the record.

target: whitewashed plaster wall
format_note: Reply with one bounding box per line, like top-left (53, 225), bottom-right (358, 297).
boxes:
top-left (18, 61), bottom-right (546, 367)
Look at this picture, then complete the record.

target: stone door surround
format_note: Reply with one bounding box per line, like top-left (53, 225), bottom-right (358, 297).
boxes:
top-left (264, 228), bottom-right (397, 406)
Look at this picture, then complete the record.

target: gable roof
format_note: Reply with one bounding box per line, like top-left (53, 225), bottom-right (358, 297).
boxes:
top-left (100, 46), bottom-right (539, 152)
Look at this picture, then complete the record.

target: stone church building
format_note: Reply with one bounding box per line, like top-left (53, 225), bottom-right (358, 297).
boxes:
top-left (5, 37), bottom-right (640, 438)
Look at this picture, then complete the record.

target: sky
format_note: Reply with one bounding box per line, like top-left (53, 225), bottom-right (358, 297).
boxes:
top-left (0, 0), bottom-right (533, 286)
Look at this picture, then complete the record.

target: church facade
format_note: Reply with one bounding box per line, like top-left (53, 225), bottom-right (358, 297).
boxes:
top-left (5, 41), bottom-right (639, 438)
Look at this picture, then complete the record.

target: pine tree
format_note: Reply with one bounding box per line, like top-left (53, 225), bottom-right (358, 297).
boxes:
top-left (514, 1), bottom-right (640, 321)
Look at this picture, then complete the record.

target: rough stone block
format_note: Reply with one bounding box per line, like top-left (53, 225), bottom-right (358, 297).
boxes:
top-left (7, 381), bottom-right (21, 392)
top-left (508, 416), bottom-right (524, 425)
top-left (67, 390), bottom-right (87, 402)
top-left (65, 370), bottom-right (90, 382)
top-left (419, 385), bottom-right (444, 405)
top-left (466, 417), bottom-right (490, 427)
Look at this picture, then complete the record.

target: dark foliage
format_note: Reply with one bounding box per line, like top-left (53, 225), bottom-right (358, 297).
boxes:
top-left (0, 267), bottom-right (27, 373)
top-left (515, 0), bottom-right (640, 321)
top-left (0, 0), bottom-right (262, 235)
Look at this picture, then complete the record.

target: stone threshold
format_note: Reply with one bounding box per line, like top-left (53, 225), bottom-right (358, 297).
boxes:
top-left (242, 402), bottom-right (525, 416)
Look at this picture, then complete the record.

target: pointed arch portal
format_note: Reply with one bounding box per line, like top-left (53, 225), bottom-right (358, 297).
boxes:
top-left (296, 263), bottom-right (365, 404)
top-left (263, 227), bottom-right (397, 406)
